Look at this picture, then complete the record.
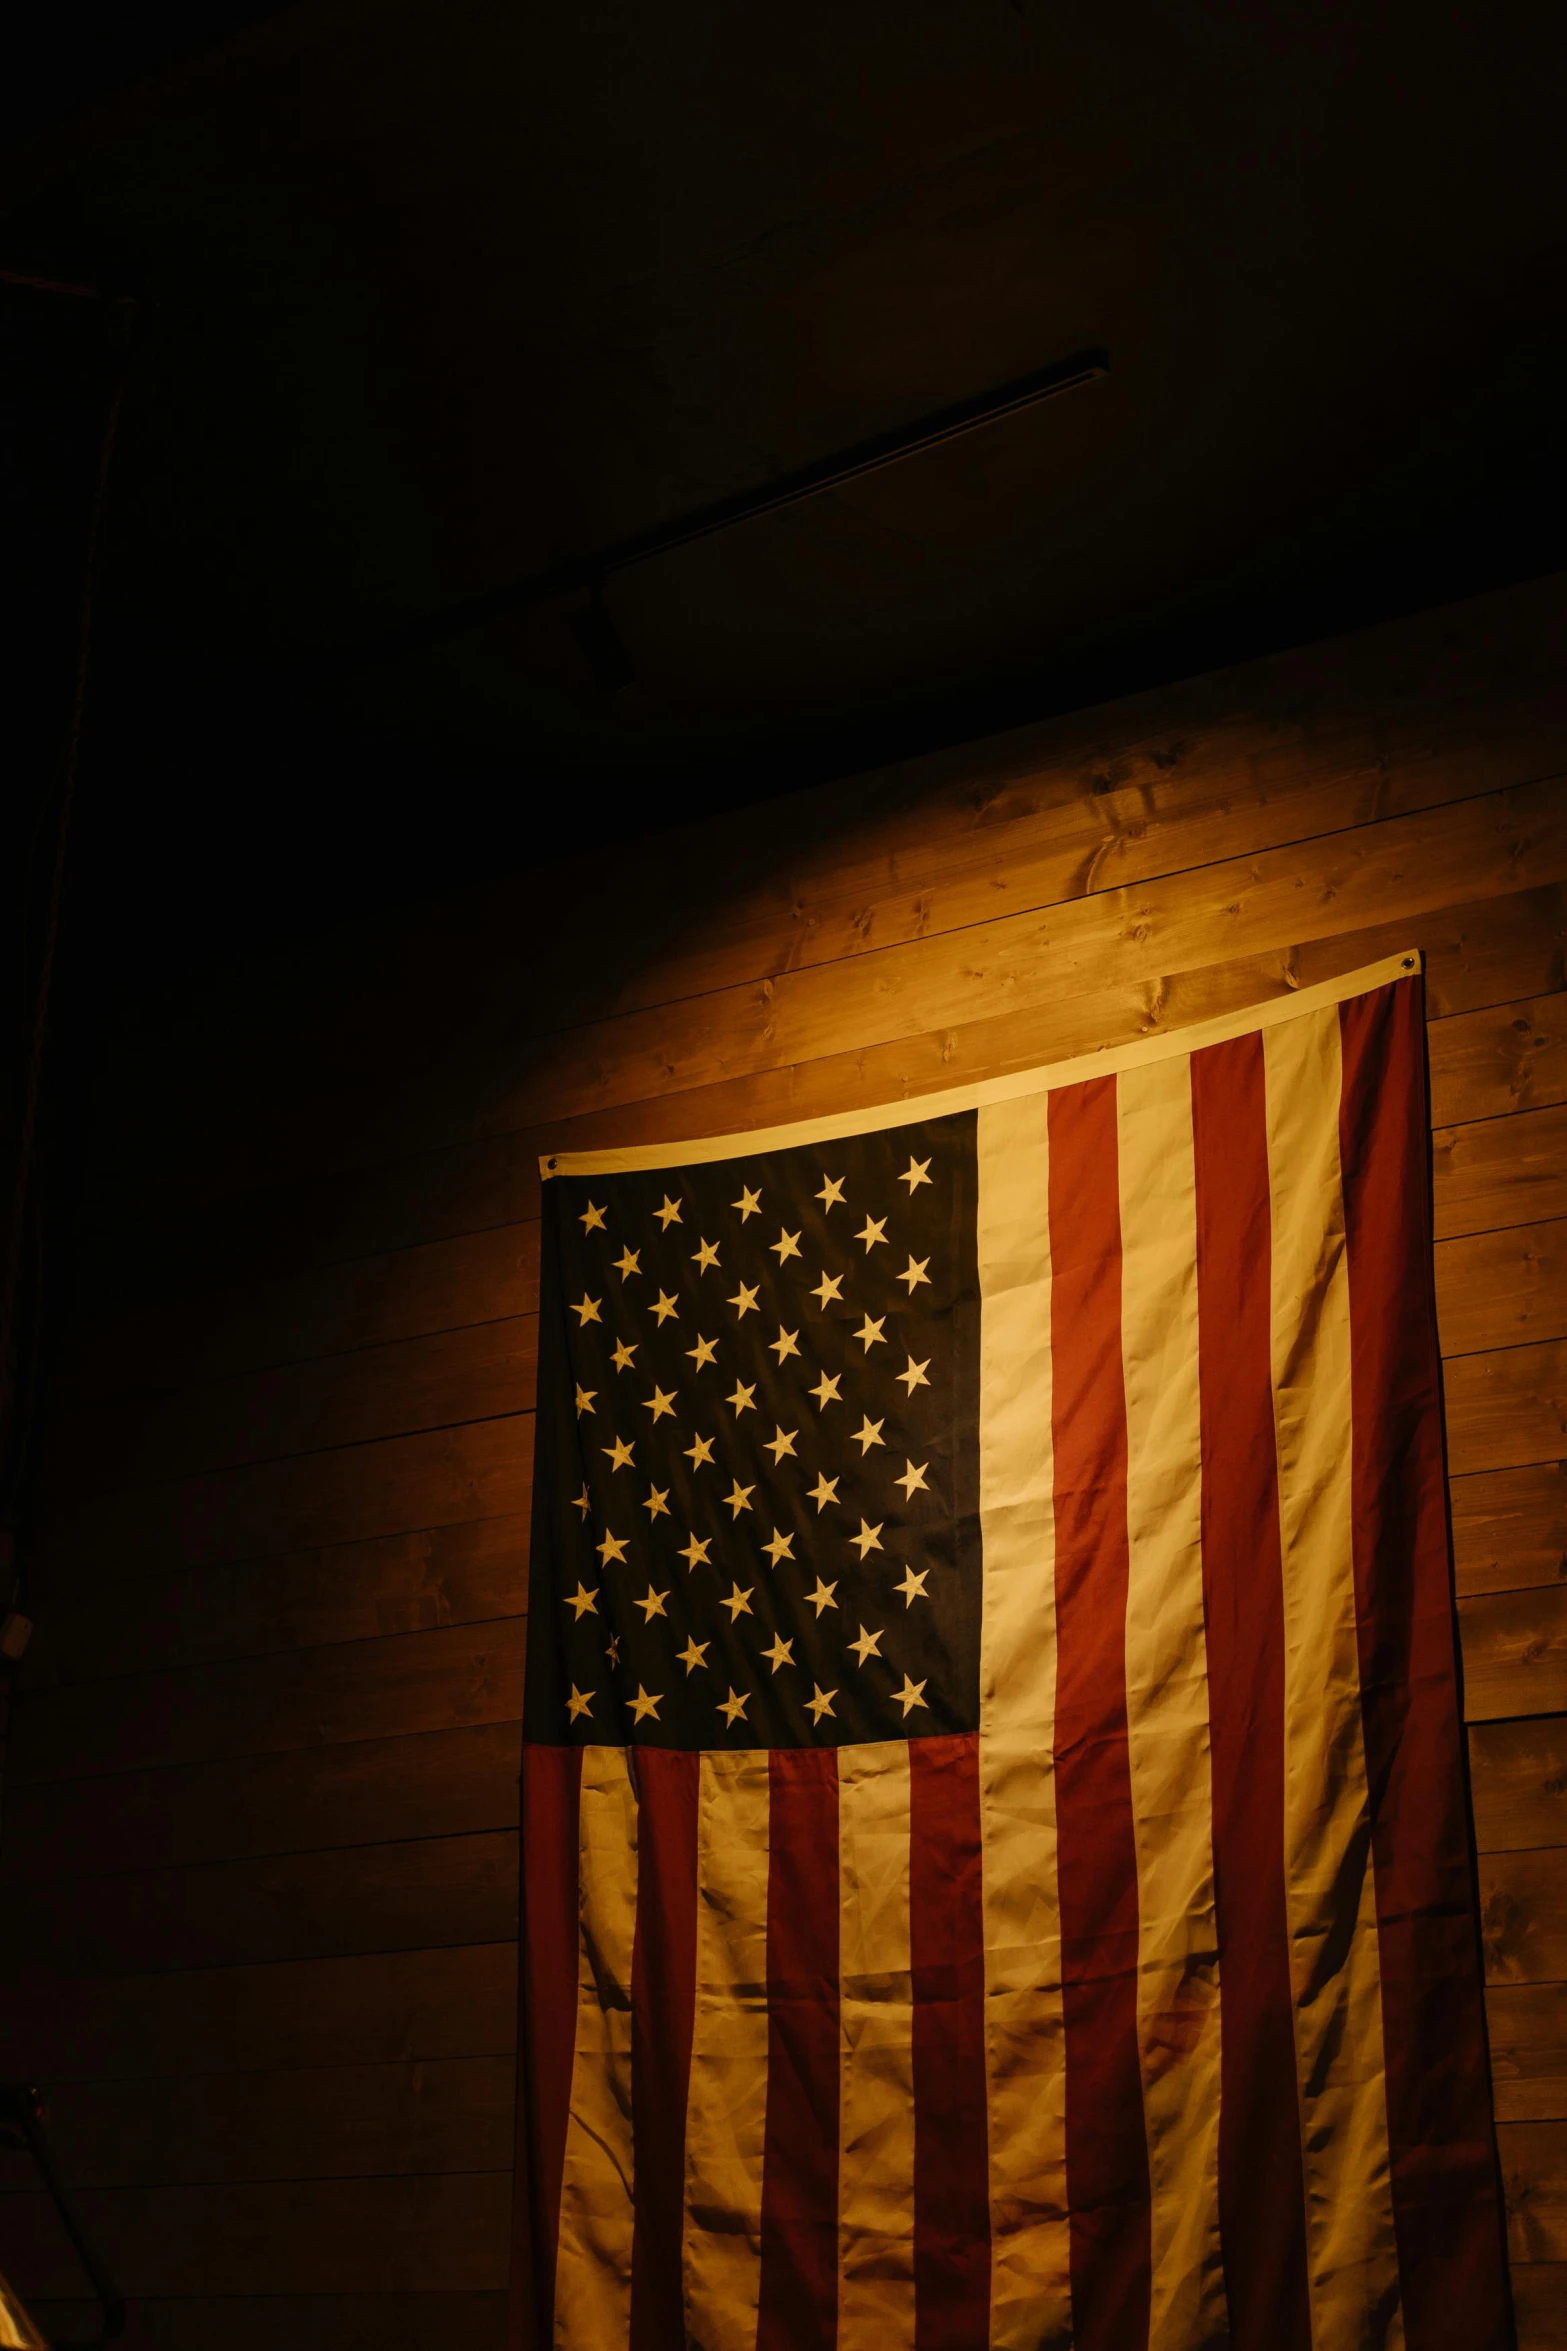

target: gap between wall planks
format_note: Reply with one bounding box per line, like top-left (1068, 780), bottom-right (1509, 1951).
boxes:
top-left (4, 574), bottom-right (1567, 2340)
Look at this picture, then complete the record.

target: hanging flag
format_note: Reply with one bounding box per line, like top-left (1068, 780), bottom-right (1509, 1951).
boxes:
top-left (511, 952), bottom-right (1508, 2351)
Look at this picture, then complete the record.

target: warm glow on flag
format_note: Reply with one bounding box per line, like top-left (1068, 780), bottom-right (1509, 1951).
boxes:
top-left (512, 956), bottom-right (1508, 2350)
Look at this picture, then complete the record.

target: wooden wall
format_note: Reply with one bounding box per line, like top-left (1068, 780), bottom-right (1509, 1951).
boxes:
top-left (2, 570), bottom-right (1567, 2344)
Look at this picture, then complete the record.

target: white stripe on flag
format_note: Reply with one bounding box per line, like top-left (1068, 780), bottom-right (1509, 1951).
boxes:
top-left (1117, 1055), bottom-right (1227, 2348)
top-left (681, 1748), bottom-right (772, 2351)
top-left (553, 1744), bottom-right (639, 2350)
top-left (976, 1093), bottom-right (1072, 2350)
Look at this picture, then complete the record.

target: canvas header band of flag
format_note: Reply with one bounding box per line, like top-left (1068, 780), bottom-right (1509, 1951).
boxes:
top-left (512, 955), bottom-right (1509, 2351)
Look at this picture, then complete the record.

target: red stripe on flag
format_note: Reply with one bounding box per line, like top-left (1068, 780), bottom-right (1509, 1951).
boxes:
top-left (757, 1746), bottom-right (840, 2351)
top-left (1338, 976), bottom-right (1511, 2349)
top-left (1191, 1034), bottom-right (1313, 2351)
top-left (511, 1742), bottom-right (583, 2351)
top-left (1048, 1075), bottom-right (1152, 2351)
top-left (629, 1747), bottom-right (701, 2351)
top-left (909, 1730), bottom-right (990, 2349)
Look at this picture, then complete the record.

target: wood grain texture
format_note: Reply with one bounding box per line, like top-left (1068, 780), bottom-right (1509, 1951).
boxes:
top-left (1462, 1587), bottom-right (1567, 1722)
top-left (491, 778), bottom-right (1567, 1130)
top-left (63, 878), bottom-right (1567, 1348)
top-left (0, 1943), bottom-right (516, 2081)
top-left (39, 1410), bottom-right (533, 1581)
top-left (9, 1618), bottom-right (526, 1784)
top-left (1483, 1850), bottom-right (1567, 1985)
top-left (1438, 1217), bottom-right (1567, 1360)
top-left (1514, 2265), bottom-right (1567, 2349)
top-left (1453, 1464), bottom-right (1567, 1599)
top-left (1445, 1340), bottom-right (1567, 1481)
top-left (33, 1512), bottom-right (527, 1683)
top-left (68, 1220), bottom-right (540, 1403)
top-left (182, 774), bottom-right (1564, 1184)
top-left (1435, 1101), bottom-right (1567, 1241)
top-left (45, 1311), bottom-right (538, 1500)
top-left (1489, 1986), bottom-right (1567, 2122)
top-left (49, 1119), bottom-right (1556, 1505)
top-left (1504, 2121), bottom-right (1567, 2263)
top-left (0, 2056), bottom-right (514, 2191)
top-left (44, 1092), bottom-right (1564, 1508)
top-left (81, 582), bottom-right (1567, 1211)
top-left (0, 1720), bottom-right (519, 1878)
top-left (9, 576), bottom-right (1565, 2328)
top-left (510, 668), bottom-right (1567, 1027)
top-left (0, 2173), bottom-right (512, 2298)
top-left (1431, 992), bottom-right (1567, 1128)
top-left (20, 2294), bottom-right (508, 2351)
top-left (1471, 1718), bottom-right (1567, 1853)
top-left (0, 1829), bottom-right (519, 1975)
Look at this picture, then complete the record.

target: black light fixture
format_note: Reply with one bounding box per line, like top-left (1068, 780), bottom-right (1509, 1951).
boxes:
top-left (340, 345), bottom-right (1110, 676)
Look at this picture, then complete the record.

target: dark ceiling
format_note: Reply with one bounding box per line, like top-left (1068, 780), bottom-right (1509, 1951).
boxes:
top-left (4, 0), bottom-right (1567, 987)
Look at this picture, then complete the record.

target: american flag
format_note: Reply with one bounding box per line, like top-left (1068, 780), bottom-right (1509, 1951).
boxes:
top-left (512, 958), bottom-right (1507, 2351)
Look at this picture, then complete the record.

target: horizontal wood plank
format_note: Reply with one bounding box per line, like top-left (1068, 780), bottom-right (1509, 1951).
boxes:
top-left (0, 2172), bottom-right (512, 2298)
top-left (512, 644), bottom-right (1567, 1026)
top-left (46, 1311), bottom-right (539, 1499)
top-left (82, 578), bottom-right (1567, 1201)
top-left (1471, 1718), bottom-right (1567, 1852)
top-left (55, 992), bottom-right (1561, 1428)
top-left (37, 992), bottom-right (1567, 1481)
top-left (1461, 1588), bottom-right (1567, 1722)
top-left (0, 1943), bottom-right (516, 2081)
top-left (20, 2294), bottom-right (507, 2351)
top-left (0, 1831), bottom-right (517, 1976)
top-left (38, 1412), bottom-right (533, 1581)
top-left (33, 1513), bottom-right (527, 1683)
top-left (0, 1721), bottom-right (519, 1879)
top-left (70, 877), bottom-right (1567, 1308)
top-left (1514, 2264), bottom-right (1567, 2349)
top-left (1504, 2120), bottom-right (1567, 2264)
top-left (1431, 992), bottom-right (1567, 1128)
top-left (0, 2055), bottom-right (513, 2192)
top-left (1453, 1464), bottom-right (1567, 1599)
top-left (86, 692), bottom-right (1567, 1219)
top-left (1438, 1218), bottom-right (1567, 1361)
top-left (1483, 1849), bottom-right (1567, 1985)
top-left (1435, 1100), bottom-right (1567, 1243)
top-left (1490, 1985), bottom-right (1567, 2122)
top-left (36, 1110), bottom-right (1567, 1513)
top-left (69, 1219), bottom-right (540, 1404)
top-left (1445, 1339), bottom-right (1567, 1481)
top-left (10, 1619), bottom-right (526, 1784)
top-left (478, 779), bottom-right (1567, 1132)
